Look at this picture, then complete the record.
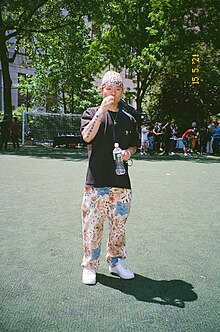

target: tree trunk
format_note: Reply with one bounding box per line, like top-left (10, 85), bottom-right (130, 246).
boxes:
top-left (62, 88), bottom-right (67, 113)
top-left (136, 98), bottom-right (142, 113)
top-left (0, 19), bottom-right (12, 120)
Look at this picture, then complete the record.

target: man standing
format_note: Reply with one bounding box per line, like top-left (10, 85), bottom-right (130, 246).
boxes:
top-left (0, 114), bottom-right (11, 151)
top-left (153, 122), bottom-right (163, 153)
top-left (212, 121), bottom-right (220, 156)
top-left (80, 71), bottom-right (140, 285)
top-left (140, 124), bottom-right (148, 155)
top-left (11, 117), bottom-right (21, 150)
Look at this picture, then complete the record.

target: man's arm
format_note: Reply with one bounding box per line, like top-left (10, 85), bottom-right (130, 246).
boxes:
top-left (81, 109), bottom-right (104, 143)
top-left (82, 95), bottom-right (114, 143)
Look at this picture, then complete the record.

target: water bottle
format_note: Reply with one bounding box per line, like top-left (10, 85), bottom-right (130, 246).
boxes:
top-left (113, 142), bottom-right (126, 175)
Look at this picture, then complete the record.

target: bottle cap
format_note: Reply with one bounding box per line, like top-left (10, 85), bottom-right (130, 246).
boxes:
top-left (114, 142), bottom-right (119, 147)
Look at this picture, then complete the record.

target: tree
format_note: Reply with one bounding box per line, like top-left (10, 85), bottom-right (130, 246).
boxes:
top-left (156, 45), bottom-right (219, 131)
top-left (86, 0), bottom-right (184, 111)
top-left (153, 0), bottom-right (220, 128)
top-left (1, 0), bottom-right (218, 123)
top-left (0, 0), bottom-right (71, 119)
top-left (0, 0), bottom-right (106, 117)
top-left (87, 0), bottom-right (219, 115)
top-left (19, 16), bottom-right (98, 113)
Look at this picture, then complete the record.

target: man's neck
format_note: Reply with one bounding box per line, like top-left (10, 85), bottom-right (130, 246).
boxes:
top-left (109, 105), bottom-right (119, 112)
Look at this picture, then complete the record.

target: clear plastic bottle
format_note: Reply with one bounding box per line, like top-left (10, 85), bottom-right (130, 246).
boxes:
top-left (113, 142), bottom-right (126, 175)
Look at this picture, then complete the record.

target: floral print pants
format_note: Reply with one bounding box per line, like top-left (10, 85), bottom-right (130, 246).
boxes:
top-left (81, 187), bottom-right (132, 270)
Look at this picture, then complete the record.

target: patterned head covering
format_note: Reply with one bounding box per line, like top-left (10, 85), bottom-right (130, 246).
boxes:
top-left (101, 71), bottom-right (124, 87)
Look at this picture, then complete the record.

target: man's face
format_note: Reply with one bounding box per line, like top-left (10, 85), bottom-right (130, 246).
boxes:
top-left (100, 84), bottom-right (124, 104)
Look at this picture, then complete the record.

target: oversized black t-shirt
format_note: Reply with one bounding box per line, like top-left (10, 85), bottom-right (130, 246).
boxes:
top-left (81, 107), bottom-right (140, 189)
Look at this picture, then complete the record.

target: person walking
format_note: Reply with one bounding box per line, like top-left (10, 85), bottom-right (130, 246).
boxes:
top-left (80, 71), bottom-right (140, 285)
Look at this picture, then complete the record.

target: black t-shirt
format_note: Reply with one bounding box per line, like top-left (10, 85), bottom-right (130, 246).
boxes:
top-left (81, 107), bottom-right (140, 189)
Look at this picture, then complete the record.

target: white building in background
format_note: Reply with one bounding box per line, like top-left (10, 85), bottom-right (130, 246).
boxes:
top-left (0, 58), bottom-right (136, 113)
top-left (0, 14), bottom-right (137, 114)
top-left (0, 50), bottom-right (35, 113)
top-left (0, 30), bottom-right (136, 114)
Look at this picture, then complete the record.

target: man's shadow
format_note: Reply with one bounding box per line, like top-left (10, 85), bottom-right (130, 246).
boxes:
top-left (97, 273), bottom-right (198, 308)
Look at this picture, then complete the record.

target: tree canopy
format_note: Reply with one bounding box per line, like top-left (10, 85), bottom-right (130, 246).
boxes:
top-left (0, 0), bottom-right (219, 126)
top-left (0, 0), bottom-right (102, 118)
top-left (87, 0), bottom-right (219, 124)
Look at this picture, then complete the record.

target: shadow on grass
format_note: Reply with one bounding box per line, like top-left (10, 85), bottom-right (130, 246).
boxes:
top-left (1, 146), bottom-right (219, 163)
top-left (97, 273), bottom-right (198, 308)
top-left (0, 145), bottom-right (88, 161)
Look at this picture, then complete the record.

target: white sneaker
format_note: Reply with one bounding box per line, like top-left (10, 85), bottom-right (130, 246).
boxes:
top-left (82, 267), bottom-right (96, 285)
top-left (184, 153), bottom-right (189, 156)
top-left (109, 259), bottom-right (135, 279)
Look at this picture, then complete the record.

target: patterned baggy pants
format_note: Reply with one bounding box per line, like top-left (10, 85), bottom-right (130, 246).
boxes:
top-left (81, 187), bottom-right (132, 270)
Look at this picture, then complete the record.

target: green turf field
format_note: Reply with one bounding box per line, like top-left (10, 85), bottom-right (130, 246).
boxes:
top-left (1, 147), bottom-right (220, 332)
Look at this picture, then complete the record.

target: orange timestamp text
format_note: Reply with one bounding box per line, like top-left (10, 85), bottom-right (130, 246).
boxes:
top-left (192, 54), bottom-right (201, 85)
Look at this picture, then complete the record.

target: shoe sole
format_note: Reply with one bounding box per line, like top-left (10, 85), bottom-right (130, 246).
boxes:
top-left (109, 268), bottom-right (135, 279)
top-left (82, 279), bottom-right (96, 285)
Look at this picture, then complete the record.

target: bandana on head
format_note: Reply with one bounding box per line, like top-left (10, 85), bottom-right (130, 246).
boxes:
top-left (101, 71), bottom-right (124, 87)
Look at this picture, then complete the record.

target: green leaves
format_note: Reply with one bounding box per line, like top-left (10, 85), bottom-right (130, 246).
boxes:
top-left (87, 0), bottom-right (219, 121)
top-left (20, 15), bottom-right (96, 112)
top-left (1, 0), bottom-right (218, 122)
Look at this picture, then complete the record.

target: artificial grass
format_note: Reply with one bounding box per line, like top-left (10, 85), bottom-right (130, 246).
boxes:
top-left (0, 147), bottom-right (220, 332)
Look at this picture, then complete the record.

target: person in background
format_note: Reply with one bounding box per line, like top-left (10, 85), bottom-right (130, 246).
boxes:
top-left (80, 71), bottom-right (140, 285)
top-left (206, 124), bottom-right (213, 154)
top-left (212, 121), bottom-right (220, 156)
top-left (191, 127), bottom-right (199, 153)
top-left (0, 114), bottom-right (11, 151)
top-left (182, 127), bottom-right (196, 156)
top-left (161, 122), bottom-right (171, 155)
top-left (170, 121), bottom-right (178, 155)
top-left (198, 125), bottom-right (208, 154)
top-left (153, 122), bottom-right (163, 153)
top-left (11, 116), bottom-right (21, 150)
top-left (140, 124), bottom-right (148, 155)
top-left (147, 124), bottom-right (155, 154)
